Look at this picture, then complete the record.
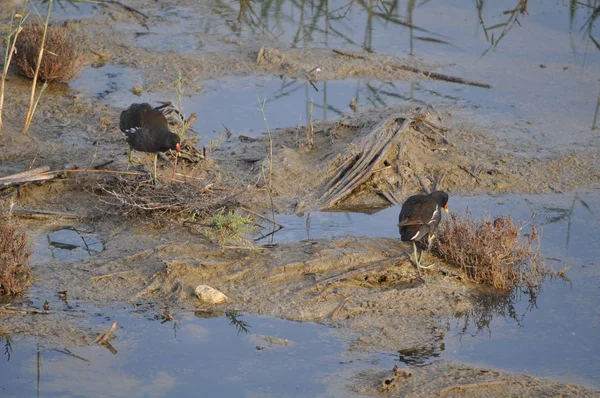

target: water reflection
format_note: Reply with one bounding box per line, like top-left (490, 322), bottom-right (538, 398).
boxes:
top-left (0, 310), bottom-right (344, 397)
top-left (456, 287), bottom-right (539, 338)
top-left (46, 227), bottom-right (104, 260)
top-left (1, 334), bottom-right (13, 361)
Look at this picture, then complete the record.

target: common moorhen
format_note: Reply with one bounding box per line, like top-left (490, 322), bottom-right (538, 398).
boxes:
top-left (398, 191), bottom-right (449, 266)
top-left (119, 103), bottom-right (181, 181)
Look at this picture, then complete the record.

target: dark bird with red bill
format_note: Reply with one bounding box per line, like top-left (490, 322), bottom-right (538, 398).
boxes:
top-left (398, 191), bottom-right (449, 267)
top-left (119, 103), bottom-right (181, 181)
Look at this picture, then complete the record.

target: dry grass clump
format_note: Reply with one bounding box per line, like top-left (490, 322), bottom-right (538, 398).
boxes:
top-left (0, 213), bottom-right (32, 296)
top-left (433, 213), bottom-right (546, 291)
top-left (204, 209), bottom-right (254, 247)
top-left (12, 23), bottom-right (82, 83)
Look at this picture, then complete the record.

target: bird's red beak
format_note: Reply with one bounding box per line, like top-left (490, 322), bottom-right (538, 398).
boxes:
top-left (176, 143), bottom-right (181, 153)
top-left (444, 204), bottom-right (449, 213)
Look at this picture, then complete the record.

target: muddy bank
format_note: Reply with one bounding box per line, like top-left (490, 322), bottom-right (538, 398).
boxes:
top-left (351, 361), bottom-right (600, 397)
top-left (218, 105), bottom-right (600, 213)
top-left (2, 220), bottom-right (599, 397)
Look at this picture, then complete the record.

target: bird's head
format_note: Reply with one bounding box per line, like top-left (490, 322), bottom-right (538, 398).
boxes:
top-left (430, 191), bottom-right (449, 213)
top-left (168, 133), bottom-right (181, 153)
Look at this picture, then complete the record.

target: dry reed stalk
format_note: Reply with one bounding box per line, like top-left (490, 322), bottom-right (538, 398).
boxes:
top-left (23, 1), bottom-right (52, 133)
top-left (306, 99), bottom-right (314, 148)
top-left (0, 4), bottom-right (29, 128)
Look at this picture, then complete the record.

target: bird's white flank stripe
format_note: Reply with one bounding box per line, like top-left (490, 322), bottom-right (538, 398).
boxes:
top-left (125, 127), bottom-right (142, 134)
top-left (428, 205), bottom-right (439, 224)
top-left (409, 230), bottom-right (420, 240)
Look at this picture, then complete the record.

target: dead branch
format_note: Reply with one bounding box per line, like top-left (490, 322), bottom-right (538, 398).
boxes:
top-left (94, 321), bottom-right (118, 344)
top-left (10, 208), bottom-right (81, 220)
top-left (332, 49), bottom-right (492, 88)
top-left (321, 107), bottom-right (430, 208)
top-left (389, 63), bottom-right (492, 89)
top-left (239, 206), bottom-right (284, 228)
top-left (330, 296), bottom-right (351, 321)
top-left (414, 172), bottom-right (432, 194)
top-left (0, 166), bottom-right (56, 186)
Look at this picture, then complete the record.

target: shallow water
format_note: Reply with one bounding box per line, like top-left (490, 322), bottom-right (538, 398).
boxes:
top-left (65, 0), bottom-right (600, 148)
top-left (0, 310), bottom-right (353, 398)
top-left (258, 191), bottom-right (600, 388)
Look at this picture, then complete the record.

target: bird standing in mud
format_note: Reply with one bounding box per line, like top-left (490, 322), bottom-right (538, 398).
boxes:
top-left (398, 191), bottom-right (449, 268)
top-left (119, 103), bottom-right (181, 182)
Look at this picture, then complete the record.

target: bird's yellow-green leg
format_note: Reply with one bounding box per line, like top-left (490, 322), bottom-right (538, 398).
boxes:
top-left (427, 234), bottom-right (436, 251)
top-left (153, 153), bottom-right (158, 183)
top-left (412, 241), bottom-right (423, 269)
top-left (129, 148), bottom-right (134, 164)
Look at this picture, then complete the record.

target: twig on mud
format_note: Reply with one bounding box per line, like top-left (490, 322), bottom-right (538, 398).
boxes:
top-left (316, 257), bottom-right (404, 287)
top-left (94, 321), bottom-right (117, 345)
top-left (414, 172), bottom-right (432, 194)
top-left (436, 380), bottom-right (510, 396)
top-left (332, 49), bottom-right (366, 59)
top-left (428, 172), bottom-right (445, 191)
top-left (458, 164), bottom-right (482, 182)
top-left (0, 166), bottom-right (54, 186)
top-left (0, 305), bottom-right (53, 315)
top-left (9, 208), bottom-right (81, 220)
top-left (330, 296), bottom-right (351, 321)
top-left (332, 49), bottom-right (492, 89)
top-left (92, 160), bottom-right (114, 170)
top-left (239, 206), bottom-right (285, 228)
top-left (372, 165), bottom-right (393, 174)
top-left (90, 270), bottom-right (134, 282)
top-left (378, 188), bottom-right (402, 206)
top-left (41, 169), bottom-right (144, 176)
top-left (389, 64), bottom-right (492, 89)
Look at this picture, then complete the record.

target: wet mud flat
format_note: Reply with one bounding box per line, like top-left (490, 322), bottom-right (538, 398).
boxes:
top-left (1, 0), bottom-right (600, 396)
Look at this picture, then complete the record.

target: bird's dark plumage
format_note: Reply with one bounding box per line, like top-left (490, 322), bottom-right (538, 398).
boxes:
top-left (119, 103), bottom-right (180, 154)
top-left (398, 191), bottom-right (449, 242)
top-left (119, 103), bottom-right (181, 181)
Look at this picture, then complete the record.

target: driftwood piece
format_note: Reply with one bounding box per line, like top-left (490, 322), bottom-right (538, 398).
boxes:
top-left (0, 166), bottom-right (57, 186)
top-left (10, 208), bottom-right (82, 220)
top-left (94, 321), bottom-right (118, 344)
top-left (321, 107), bottom-right (430, 208)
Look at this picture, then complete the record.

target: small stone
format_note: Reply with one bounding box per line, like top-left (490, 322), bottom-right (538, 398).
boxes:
top-left (131, 85), bottom-right (143, 96)
top-left (194, 285), bottom-right (228, 304)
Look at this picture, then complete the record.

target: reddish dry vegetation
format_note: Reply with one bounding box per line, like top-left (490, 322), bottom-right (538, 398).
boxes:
top-left (434, 213), bottom-right (546, 290)
top-left (0, 214), bottom-right (32, 296)
top-left (12, 23), bottom-right (82, 83)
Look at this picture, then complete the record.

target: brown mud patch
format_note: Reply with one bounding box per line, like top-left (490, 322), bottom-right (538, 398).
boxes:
top-left (352, 361), bottom-right (600, 397)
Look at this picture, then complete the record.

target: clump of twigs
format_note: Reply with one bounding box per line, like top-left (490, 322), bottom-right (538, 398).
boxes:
top-left (0, 212), bottom-right (33, 296)
top-left (97, 175), bottom-right (241, 220)
top-left (433, 213), bottom-right (546, 291)
top-left (12, 23), bottom-right (82, 83)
